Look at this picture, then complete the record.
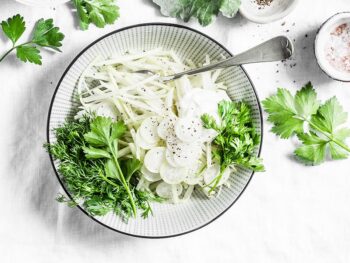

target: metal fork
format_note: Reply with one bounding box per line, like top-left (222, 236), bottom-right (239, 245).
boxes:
top-left (134, 36), bottom-right (294, 82)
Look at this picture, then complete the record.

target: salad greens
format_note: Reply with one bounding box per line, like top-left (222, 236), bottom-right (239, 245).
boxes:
top-left (201, 101), bottom-right (264, 192)
top-left (46, 115), bottom-right (162, 220)
top-left (153, 0), bottom-right (241, 26)
top-left (263, 82), bottom-right (350, 165)
top-left (72, 0), bottom-right (120, 30)
top-left (0, 15), bottom-right (64, 65)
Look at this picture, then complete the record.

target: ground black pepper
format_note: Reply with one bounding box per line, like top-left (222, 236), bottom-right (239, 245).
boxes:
top-left (255, 0), bottom-right (273, 6)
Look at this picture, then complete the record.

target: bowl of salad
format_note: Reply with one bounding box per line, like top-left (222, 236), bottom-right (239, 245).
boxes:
top-left (15, 0), bottom-right (70, 6)
top-left (47, 23), bottom-right (264, 238)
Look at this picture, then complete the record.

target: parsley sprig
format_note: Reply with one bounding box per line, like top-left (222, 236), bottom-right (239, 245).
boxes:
top-left (263, 82), bottom-right (350, 165)
top-left (0, 14), bottom-right (64, 65)
top-left (72, 0), bottom-right (120, 30)
top-left (201, 101), bottom-right (264, 192)
top-left (46, 115), bottom-right (162, 220)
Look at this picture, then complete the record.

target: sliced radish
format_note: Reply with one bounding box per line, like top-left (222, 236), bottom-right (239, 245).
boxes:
top-left (156, 182), bottom-right (182, 199)
top-left (165, 148), bottom-right (178, 167)
top-left (144, 147), bottom-right (165, 173)
top-left (157, 115), bottom-right (177, 140)
top-left (95, 103), bottom-right (117, 120)
top-left (200, 128), bottom-right (218, 143)
top-left (175, 117), bottom-right (203, 143)
top-left (203, 164), bottom-right (220, 185)
top-left (159, 162), bottom-right (186, 184)
top-left (171, 142), bottom-right (201, 167)
top-left (184, 163), bottom-right (203, 185)
top-left (141, 165), bottom-right (161, 182)
top-left (139, 116), bottom-right (161, 144)
top-left (203, 165), bottom-right (229, 187)
top-left (136, 129), bottom-right (157, 150)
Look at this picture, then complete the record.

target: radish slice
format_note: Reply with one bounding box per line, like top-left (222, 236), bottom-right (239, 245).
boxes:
top-left (156, 182), bottom-right (182, 198)
top-left (165, 148), bottom-right (178, 167)
top-left (203, 164), bottom-right (220, 185)
top-left (203, 165), bottom-right (229, 187)
top-left (171, 142), bottom-right (201, 167)
top-left (184, 163), bottom-right (203, 185)
top-left (144, 147), bottom-right (165, 173)
top-left (139, 116), bottom-right (161, 144)
top-left (201, 128), bottom-right (218, 143)
top-left (141, 165), bottom-right (161, 182)
top-left (160, 162), bottom-right (186, 184)
top-left (136, 129), bottom-right (157, 150)
top-left (96, 103), bottom-right (117, 120)
top-left (157, 115), bottom-right (177, 140)
top-left (175, 117), bottom-right (203, 143)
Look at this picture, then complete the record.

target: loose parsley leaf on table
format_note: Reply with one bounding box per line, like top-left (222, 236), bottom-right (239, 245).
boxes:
top-left (0, 14), bottom-right (64, 65)
top-left (153, 0), bottom-right (241, 26)
top-left (263, 82), bottom-right (350, 165)
top-left (201, 101), bottom-right (264, 192)
top-left (72, 0), bottom-right (120, 30)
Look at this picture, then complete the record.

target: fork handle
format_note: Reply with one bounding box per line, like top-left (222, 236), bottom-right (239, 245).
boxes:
top-left (165, 36), bottom-right (294, 81)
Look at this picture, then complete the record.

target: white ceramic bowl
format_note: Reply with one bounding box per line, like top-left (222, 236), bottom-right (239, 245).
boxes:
top-left (15, 0), bottom-right (70, 7)
top-left (315, 12), bottom-right (350, 82)
top-left (47, 23), bottom-right (263, 238)
top-left (239, 0), bottom-right (299, 24)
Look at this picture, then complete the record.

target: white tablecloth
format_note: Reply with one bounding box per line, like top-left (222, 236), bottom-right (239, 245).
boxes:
top-left (1, 0), bottom-right (350, 262)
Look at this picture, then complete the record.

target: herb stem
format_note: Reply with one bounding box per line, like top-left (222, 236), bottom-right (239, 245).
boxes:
top-left (208, 167), bottom-right (226, 194)
top-left (108, 141), bottom-right (137, 217)
top-left (0, 41), bottom-right (33, 63)
top-left (0, 47), bottom-right (16, 62)
top-left (308, 120), bottom-right (350, 152)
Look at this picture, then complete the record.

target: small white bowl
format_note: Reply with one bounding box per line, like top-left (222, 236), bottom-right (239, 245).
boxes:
top-left (239, 0), bottom-right (299, 24)
top-left (315, 12), bottom-right (350, 82)
top-left (15, 0), bottom-right (70, 7)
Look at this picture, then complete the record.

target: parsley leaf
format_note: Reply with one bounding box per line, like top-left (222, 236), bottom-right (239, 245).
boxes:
top-left (82, 116), bottom-right (138, 216)
top-left (262, 83), bottom-right (319, 138)
top-left (201, 101), bottom-right (264, 192)
top-left (263, 83), bottom-right (350, 165)
top-left (32, 18), bottom-right (65, 51)
top-left (0, 14), bottom-right (25, 45)
top-left (72, 0), bottom-right (120, 30)
top-left (153, 0), bottom-right (241, 26)
top-left (16, 45), bottom-right (42, 65)
top-left (0, 15), bottom-right (64, 65)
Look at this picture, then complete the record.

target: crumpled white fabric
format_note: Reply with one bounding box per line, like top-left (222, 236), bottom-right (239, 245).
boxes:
top-left (1, 0), bottom-right (350, 262)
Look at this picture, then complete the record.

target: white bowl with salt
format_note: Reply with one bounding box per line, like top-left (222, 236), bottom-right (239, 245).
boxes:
top-left (315, 12), bottom-right (350, 82)
top-left (239, 0), bottom-right (299, 24)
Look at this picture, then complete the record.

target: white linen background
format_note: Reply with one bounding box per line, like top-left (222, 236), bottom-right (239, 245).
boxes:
top-left (0, 0), bottom-right (350, 262)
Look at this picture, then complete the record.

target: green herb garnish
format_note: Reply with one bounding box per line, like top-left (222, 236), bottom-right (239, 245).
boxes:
top-left (72, 0), bottom-right (120, 30)
top-left (0, 14), bottom-right (64, 65)
top-left (46, 115), bottom-right (162, 220)
top-left (201, 101), bottom-right (264, 192)
top-left (262, 82), bottom-right (350, 165)
top-left (153, 0), bottom-right (241, 26)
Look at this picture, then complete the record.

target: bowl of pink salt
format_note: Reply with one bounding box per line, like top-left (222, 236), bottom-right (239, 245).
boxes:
top-left (315, 12), bottom-right (350, 82)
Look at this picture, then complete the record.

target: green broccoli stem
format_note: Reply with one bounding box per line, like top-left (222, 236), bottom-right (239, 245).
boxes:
top-left (108, 142), bottom-right (137, 217)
